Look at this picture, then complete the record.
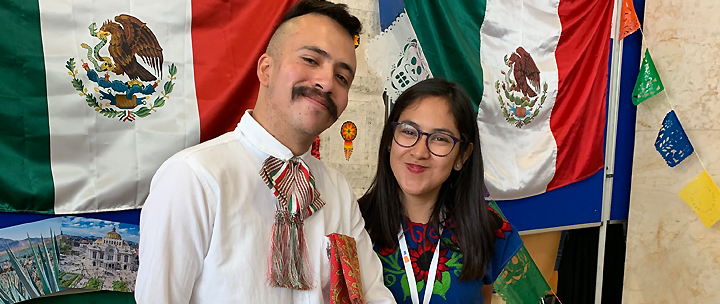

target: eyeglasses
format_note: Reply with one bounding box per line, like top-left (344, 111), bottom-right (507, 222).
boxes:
top-left (391, 122), bottom-right (461, 157)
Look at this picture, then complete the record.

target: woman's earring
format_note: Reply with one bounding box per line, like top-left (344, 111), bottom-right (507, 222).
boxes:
top-left (387, 145), bottom-right (391, 152)
top-left (455, 163), bottom-right (461, 169)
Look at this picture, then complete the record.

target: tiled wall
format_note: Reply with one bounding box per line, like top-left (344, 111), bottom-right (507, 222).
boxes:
top-left (623, 0), bottom-right (720, 302)
top-left (319, 0), bottom-right (384, 198)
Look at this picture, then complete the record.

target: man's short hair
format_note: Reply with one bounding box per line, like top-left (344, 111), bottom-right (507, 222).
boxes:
top-left (278, 0), bottom-right (362, 39)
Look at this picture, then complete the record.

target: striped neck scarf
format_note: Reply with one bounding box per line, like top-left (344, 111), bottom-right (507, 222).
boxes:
top-left (260, 156), bottom-right (325, 290)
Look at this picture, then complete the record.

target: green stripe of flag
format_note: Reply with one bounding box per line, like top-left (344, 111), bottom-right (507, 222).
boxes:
top-left (404, 0), bottom-right (486, 112)
top-left (0, 0), bottom-right (55, 213)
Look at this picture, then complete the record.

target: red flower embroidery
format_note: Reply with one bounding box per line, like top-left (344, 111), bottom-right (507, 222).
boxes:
top-left (409, 238), bottom-right (450, 283)
top-left (378, 245), bottom-right (397, 256)
top-left (487, 206), bottom-right (513, 239)
top-left (495, 221), bottom-right (512, 239)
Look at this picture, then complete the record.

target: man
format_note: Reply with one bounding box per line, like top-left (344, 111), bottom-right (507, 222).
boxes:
top-left (134, 1), bottom-right (395, 303)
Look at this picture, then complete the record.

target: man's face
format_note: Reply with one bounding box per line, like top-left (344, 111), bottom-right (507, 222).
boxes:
top-left (262, 14), bottom-right (357, 137)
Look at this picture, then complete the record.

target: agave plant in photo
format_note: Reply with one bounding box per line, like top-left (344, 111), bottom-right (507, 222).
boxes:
top-left (0, 229), bottom-right (62, 304)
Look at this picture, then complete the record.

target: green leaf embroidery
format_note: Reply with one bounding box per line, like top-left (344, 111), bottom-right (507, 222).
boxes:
top-left (85, 94), bottom-right (98, 108)
top-left (66, 58), bottom-right (75, 72)
top-left (153, 97), bottom-right (165, 108)
top-left (99, 108), bottom-right (121, 118)
top-left (432, 271), bottom-right (452, 300)
top-left (169, 63), bottom-right (177, 76)
top-left (446, 250), bottom-right (463, 268)
top-left (135, 107), bottom-right (151, 118)
top-left (384, 273), bottom-right (397, 287)
top-left (164, 81), bottom-right (174, 95)
top-left (400, 273), bottom-right (410, 301)
top-left (377, 250), bottom-right (402, 271)
top-left (72, 79), bottom-right (83, 92)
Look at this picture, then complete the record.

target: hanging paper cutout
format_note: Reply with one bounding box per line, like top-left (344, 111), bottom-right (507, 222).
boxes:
top-left (619, 0), bottom-right (641, 41)
top-left (365, 12), bottom-right (433, 111)
top-left (311, 136), bottom-right (321, 160)
top-left (340, 121), bottom-right (357, 161)
top-left (632, 49), bottom-right (664, 105)
top-left (679, 170), bottom-right (720, 227)
top-left (655, 110), bottom-right (693, 167)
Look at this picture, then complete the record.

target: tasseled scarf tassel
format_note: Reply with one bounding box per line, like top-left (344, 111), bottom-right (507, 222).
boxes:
top-left (268, 210), bottom-right (314, 290)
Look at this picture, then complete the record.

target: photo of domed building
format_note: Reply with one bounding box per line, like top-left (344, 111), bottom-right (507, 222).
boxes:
top-left (58, 217), bottom-right (140, 292)
top-left (84, 225), bottom-right (138, 271)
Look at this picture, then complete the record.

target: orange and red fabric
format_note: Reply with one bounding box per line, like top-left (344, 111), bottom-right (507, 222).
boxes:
top-left (327, 233), bottom-right (365, 304)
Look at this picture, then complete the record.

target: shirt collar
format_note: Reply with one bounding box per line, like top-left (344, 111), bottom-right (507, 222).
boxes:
top-left (235, 110), bottom-right (312, 161)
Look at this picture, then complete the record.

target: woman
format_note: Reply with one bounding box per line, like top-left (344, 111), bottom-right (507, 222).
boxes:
top-left (359, 78), bottom-right (522, 304)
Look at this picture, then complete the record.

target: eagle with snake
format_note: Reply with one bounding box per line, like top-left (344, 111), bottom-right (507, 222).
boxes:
top-left (506, 47), bottom-right (540, 98)
top-left (97, 14), bottom-right (163, 82)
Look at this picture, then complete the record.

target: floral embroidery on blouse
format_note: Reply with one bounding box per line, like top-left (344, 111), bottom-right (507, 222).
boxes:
top-left (373, 206), bottom-right (521, 303)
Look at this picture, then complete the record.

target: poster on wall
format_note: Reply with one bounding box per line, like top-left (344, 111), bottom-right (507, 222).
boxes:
top-left (0, 217), bottom-right (139, 303)
top-left (0, 218), bottom-right (62, 303)
top-left (56, 217), bottom-right (139, 292)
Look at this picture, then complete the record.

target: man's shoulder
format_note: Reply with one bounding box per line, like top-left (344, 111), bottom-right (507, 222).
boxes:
top-left (173, 132), bottom-right (243, 161)
top-left (157, 131), bottom-right (252, 180)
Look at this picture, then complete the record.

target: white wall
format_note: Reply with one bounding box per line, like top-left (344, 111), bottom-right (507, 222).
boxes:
top-left (623, 0), bottom-right (720, 302)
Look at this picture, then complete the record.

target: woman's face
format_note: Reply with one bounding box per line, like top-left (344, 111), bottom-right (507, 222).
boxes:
top-left (390, 96), bottom-right (468, 203)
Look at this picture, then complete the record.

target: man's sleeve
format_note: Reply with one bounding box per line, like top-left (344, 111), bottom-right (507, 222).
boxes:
top-left (134, 157), bottom-right (217, 304)
top-left (344, 180), bottom-right (397, 304)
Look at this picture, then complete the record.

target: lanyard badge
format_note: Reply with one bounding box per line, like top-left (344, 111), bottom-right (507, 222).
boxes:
top-left (397, 226), bottom-right (442, 304)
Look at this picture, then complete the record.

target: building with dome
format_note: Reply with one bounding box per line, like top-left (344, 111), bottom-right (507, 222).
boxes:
top-left (84, 225), bottom-right (138, 271)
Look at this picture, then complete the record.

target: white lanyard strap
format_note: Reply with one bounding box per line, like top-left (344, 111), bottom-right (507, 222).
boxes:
top-left (398, 226), bottom-right (442, 304)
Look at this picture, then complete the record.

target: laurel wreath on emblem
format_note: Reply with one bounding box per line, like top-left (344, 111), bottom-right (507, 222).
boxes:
top-left (65, 15), bottom-right (176, 122)
top-left (495, 47), bottom-right (548, 129)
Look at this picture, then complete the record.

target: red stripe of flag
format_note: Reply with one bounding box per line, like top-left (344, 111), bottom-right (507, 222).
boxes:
top-left (548, 0), bottom-right (613, 191)
top-left (192, 0), bottom-right (298, 142)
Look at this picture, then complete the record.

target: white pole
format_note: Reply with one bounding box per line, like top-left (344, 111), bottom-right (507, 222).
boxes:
top-left (595, 0), bottom-right (625, 302)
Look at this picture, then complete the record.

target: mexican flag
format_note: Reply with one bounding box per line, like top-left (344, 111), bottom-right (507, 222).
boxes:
top-left (0, 0), bottom-right (296, 214)
top-left (367, 0), bottom-right (612, 200)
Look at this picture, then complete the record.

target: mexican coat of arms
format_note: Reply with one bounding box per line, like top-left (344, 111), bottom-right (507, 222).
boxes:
top-left (66, 14), bottom-right (177, 122)
top-left (495, 47), bottom-right (548, 128)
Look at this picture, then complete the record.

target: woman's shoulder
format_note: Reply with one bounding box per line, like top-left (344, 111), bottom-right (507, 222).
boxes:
top-left (486, 206), bottom-right (514, 240)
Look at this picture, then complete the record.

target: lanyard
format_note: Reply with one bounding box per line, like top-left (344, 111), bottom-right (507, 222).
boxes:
top-left (398, 226), bottom-right (442, 304)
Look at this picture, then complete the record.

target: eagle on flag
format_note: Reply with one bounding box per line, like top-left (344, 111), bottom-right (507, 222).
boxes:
top-left (98, 14), bottom-right (164, 81)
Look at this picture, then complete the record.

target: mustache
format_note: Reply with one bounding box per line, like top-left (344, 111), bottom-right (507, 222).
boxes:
top-left (292, 85), bottom-right (338, 119)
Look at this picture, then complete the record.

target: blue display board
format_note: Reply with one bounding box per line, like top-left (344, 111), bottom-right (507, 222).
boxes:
top-left (0, 209), bottom-right (140, 230)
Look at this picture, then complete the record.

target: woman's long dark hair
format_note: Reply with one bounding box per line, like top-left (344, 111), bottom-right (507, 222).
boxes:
top-left (359, 77), bottom-right (503, 281)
